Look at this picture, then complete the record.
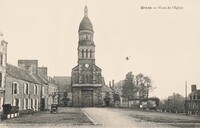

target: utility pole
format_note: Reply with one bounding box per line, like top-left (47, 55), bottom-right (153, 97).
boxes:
top-left (185, 81), bottom-right (188, 115)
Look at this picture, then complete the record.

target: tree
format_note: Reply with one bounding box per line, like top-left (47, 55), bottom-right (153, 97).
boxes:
top-left (136, 73), bottom-right (154, 99)
top-left (160, 93), bottom-right (185, 113)
top-left (122, 72), bottom-right (137, 105)
top-left (143, 76), bottom-right (153, 99)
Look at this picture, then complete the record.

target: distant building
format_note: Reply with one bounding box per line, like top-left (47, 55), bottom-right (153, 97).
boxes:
top-left (102, 85), bottom-right (114, 107)
top-left (0, 31), bottom-right (8, 116)
top-left (187, 85), bottom-right (200, 115)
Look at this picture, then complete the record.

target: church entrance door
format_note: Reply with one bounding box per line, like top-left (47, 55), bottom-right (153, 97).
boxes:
top-left (82, 90), bottom-right (93, 107)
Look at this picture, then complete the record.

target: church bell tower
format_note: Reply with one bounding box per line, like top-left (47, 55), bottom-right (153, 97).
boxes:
top-left (71, 6), bottom-right (103, 107)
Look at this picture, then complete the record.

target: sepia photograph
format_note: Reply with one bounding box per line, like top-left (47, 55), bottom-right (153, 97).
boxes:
top-left (0, 0), bottom-right (200, 127)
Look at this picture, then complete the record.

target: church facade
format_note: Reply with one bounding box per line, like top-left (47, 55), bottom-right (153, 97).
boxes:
top-left (71, 6), bottom-right (104, 107)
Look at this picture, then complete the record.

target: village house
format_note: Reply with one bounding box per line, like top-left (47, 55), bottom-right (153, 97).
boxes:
top-left (3, 59), bottom-right (58, 116)
top-left (37, 67), bottom-right (58, 110)
top-left (187, 84), bottom-right (200, 115)
top-left (0, 31), bottom-right (8, 117)
top-left (5, 64), bottom-right (41, 113)
top-left (101, 85), bottom-right (114, 107)
top-left (17, 60), bottom-right (58, 111)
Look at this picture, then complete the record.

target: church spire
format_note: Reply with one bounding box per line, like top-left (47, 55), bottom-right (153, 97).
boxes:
top-left (84, 5), bottom-right (88, 17)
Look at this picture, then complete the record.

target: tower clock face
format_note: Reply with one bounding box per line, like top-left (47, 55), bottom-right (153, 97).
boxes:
top-left (85, 63), bottom-right (89, 68)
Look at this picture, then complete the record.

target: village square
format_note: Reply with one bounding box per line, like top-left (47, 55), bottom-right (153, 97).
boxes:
top-left (0, 1), bottom-right (200, 128)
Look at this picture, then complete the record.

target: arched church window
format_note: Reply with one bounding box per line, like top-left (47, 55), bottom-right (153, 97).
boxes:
top-left (86, 49), bottom-right (88, 58)
top-left (82, 49), bottom-right (84, 58)
top-left (90, 50), bottom-right (92, 58)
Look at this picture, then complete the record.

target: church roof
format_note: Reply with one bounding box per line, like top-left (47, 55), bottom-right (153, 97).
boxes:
top-left (79, 6), bottom-right (93, 32)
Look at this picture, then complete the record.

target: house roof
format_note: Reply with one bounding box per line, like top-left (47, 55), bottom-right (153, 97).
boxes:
top-left (6, 63), bottom-right (40, 84)
top-left (113, 80), bottom-right (125, 95)
top-left (32, 74), bottom-right (49, 85)
top-left (102, 85), bottom-right (113, 92)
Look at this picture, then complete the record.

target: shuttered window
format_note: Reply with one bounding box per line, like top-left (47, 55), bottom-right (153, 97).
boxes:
top-left (24, 83), bottom-right (29, 94)
top-left (12, 82), bottom-right (19, 94)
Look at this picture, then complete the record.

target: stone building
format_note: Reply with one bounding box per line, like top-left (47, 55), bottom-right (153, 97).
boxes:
top-left (71, 6), bottom-right (104, 107)
top-left (102, 85), bottom-right (114, 107)
top-left (0, 31), bottom-right (8, 115)
top-left (5, 64), bottom-right (41, 112)
top-left (17, 60), bottom-right (58, 110)
top-left (4, 59), bottom-right (58, 113)
top-left (187, 84), bottom-right (200, 114)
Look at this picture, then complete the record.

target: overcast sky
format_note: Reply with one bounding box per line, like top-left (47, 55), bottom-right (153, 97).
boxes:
top-left (0, 0), bottom-right (200, 99)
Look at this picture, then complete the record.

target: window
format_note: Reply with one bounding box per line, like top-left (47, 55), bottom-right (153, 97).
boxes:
top-left (42, 86), bottom-right (45, 95)
top-left (86, 49), bottom-right (88, 58)
top-left (0, 73), bottom-right (2, 87)
top-left (82, 50), bottom-right (84, 58)
top-left (34, 84), bottom-right (38, 95)
top-left (193, 95), bottom-right (196, 100)
top-left (24, 98), bottom-right (28, 109)
top-left (0, 54), bottom-right (3, 66)
top-left (13, 98), bottom-right (19, 107)
top-left (90, 50), bottom-right (92, 58)
top-left (35, 99), bottom-right (38, 110)
top-left (31, 99), bottom-right (34, 109)
top-left (12, 82), bottom-right (19, 94)
top-left (24, 83), bottom-right (29, 94)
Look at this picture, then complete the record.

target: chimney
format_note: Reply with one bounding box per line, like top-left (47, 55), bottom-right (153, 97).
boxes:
top-left (38, 67), bottom-right (48, 76)
top-left (18, 60), bottom-right (38, 74)
top-left (109, 81), bottom-right (111, 87)
top-left (191, 85), bottom-right (197, 92)
top-left (112, 80), bottom-right (114, 87)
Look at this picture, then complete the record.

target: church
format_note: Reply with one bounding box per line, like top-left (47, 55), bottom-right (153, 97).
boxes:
top-left (71, 6), bottom-right (113, 107)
